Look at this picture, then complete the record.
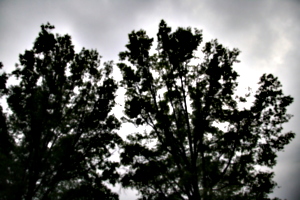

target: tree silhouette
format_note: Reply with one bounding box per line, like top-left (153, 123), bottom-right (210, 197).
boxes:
top-left (118, 20), bottom-right (294, 200)
top-left (0, 23), bottom-right (121, 200)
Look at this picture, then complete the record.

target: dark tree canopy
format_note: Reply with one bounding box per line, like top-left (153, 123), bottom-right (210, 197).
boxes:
top-left (0, 20), bottom-right (295, 200)
top-left (118, 20), bottom-right (294, 200)
top-left (0, 23), bottom-right (121, 200)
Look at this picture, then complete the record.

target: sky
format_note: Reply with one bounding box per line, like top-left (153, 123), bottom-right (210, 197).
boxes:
top-left (0, 0), bottom-right (299, 199)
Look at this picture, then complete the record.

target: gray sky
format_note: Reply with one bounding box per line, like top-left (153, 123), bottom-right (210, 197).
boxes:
top-left (1, 0), bottom-right (299, 199)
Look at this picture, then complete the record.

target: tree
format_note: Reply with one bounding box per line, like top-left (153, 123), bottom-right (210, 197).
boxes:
top-left (0, 61), bottom-right (16, 199)
top-left (118, 20), bottom-right (295, 200)
top-left (0, 23), bottom-right (121, 200)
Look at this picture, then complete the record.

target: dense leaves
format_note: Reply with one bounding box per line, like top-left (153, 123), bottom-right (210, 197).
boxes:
top-left (0, 23), bottom-right (121, 199)
top-left (118, 20), bottom-right (294, 200)
top-left (0, 20), bottom-right (295, 200)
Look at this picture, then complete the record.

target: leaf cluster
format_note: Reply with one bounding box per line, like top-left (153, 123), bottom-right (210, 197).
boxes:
top-left (118, 20), bottom-right (294, 200)
top-left (0, 23), bottom-right (121, 200)
top-left (0, 20), bottom-right (295, 200)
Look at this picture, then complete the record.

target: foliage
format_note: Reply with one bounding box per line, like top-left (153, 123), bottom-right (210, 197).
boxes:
top-left (0, 23), bottom-right (121, 200)
top-left (118, 20), bottom-right (295, 200)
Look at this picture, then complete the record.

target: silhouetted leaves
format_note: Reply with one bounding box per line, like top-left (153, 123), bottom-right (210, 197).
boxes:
top-left (0, 23), bottom-right (120, 200)
top-left (0, 20), bottom-right (294, 200)
top-left (118, 20), bottom-right (294, 200)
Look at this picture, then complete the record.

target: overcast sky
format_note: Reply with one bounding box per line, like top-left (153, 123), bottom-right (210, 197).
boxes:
top-left (1, 0), bottom-right (300, 199)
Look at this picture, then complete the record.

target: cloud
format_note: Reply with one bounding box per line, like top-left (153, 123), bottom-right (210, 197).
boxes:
top-left (0, 0), bottom-right (299, 199)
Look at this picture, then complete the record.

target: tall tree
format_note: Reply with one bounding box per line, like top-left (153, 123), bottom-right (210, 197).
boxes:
top-left (0, 23), bottom-right (121, 200)
top-left (118, 20), bottom-right (294, 200)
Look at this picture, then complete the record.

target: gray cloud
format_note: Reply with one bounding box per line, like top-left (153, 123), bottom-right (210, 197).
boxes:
top-left (0, 0), bottom-right (299, 199)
